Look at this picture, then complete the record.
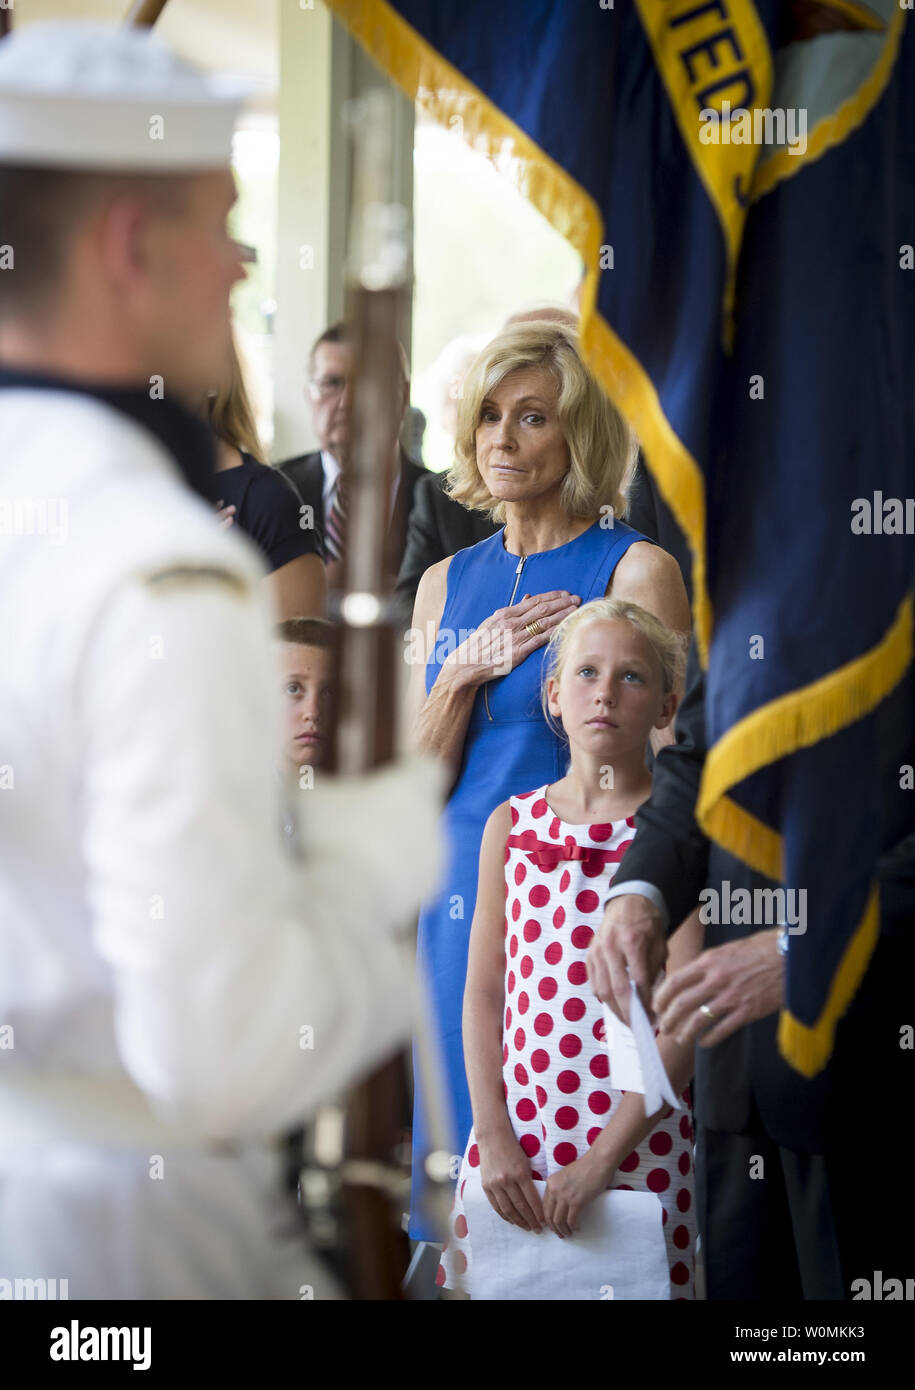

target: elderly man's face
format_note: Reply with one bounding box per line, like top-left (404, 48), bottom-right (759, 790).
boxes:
top-left (308, 341), bottom-right (353, 463)
top-left (308, 339), bottom-right (410, 464)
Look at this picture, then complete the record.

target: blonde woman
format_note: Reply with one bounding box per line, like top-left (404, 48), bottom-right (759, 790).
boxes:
top-left (406, 321), bottom-right (688, 1243)
top-left (208, 338), bottom-right (326, 618)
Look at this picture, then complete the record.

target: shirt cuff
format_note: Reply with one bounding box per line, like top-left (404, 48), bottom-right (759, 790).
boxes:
top-left (603, 879), bottom-right (670, 933)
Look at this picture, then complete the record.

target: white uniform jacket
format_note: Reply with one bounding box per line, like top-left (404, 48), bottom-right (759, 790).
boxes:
top-left (0, 385), bottom-right (440, 1298)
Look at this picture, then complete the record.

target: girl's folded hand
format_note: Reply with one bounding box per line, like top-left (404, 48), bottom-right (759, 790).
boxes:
top-left (479, 1131), bottom-right (545, 1233)
top-left (543, 1151), bottom-right (608, 1238)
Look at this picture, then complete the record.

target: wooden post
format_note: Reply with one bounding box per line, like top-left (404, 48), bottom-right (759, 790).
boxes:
top-left (124, 0), bottom-right (172, 27)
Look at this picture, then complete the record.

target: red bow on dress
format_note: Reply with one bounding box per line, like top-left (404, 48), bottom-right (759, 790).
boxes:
top-left (506, 830), bottom-right (629, 872)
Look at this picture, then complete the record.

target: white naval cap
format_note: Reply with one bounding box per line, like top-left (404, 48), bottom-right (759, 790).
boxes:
top-left (0, 21), bottom-right (251, 171)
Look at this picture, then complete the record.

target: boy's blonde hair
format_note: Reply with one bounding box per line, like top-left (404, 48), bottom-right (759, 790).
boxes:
top-left (446, 321), bottom-right (637, 524)
top-left (541, 597), bottom-right (686, 735)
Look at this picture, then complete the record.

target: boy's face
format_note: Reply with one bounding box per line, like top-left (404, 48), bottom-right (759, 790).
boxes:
top-left (276, 642), bottom-right (334, 771)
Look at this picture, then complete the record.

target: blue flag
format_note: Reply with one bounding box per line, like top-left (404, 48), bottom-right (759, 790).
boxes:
top-left (327, 0), bottom-right (915, 1076)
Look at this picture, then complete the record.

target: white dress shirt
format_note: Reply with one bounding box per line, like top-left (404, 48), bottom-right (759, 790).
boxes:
top-left (603, 879), bottom-right (670, 930)
top-left (321, 448), bottom-right (401, 522)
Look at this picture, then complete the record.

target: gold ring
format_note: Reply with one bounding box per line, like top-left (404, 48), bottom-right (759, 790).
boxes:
top-left (525, 618), bottom-right (545, 637)
top-left (699, 1003), bottom-right (717, 1022)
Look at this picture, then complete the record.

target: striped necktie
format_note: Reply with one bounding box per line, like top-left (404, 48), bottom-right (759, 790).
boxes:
top-left (324, 474), bottom-right (347, 563)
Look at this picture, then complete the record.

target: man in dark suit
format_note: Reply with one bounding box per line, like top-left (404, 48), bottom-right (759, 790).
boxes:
top-left (278, 322), bottom-right (429, 574)
top-left (394, 470), bottom-right (499, 623)
top-left (588, 635), bottom-right (915, 1299)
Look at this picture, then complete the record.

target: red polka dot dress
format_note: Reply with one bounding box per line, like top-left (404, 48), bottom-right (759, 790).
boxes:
top-left (438, 787), bottom-right (696, 1298)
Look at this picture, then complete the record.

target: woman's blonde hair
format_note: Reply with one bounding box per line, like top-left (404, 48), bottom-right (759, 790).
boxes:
top-left (541, 597), bottom-right (686, 737)
top-left (208, 335), bottom-right (264, 461)
top-left (446, 321), bottom-right (637, 524)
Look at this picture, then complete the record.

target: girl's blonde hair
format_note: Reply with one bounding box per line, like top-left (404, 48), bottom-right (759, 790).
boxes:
top-left (541, 597), bottom-right (686, 736)
top-left (208, 335), bottom-right (264, 461)
top-left (446, 321), bottom-right (637, 524)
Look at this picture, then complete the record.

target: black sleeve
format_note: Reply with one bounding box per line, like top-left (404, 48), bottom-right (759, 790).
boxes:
top-left (277, 455), bottom-right (326, 557)
top-left (394, 474), bottom-right (447, 621)
top-left (624, 452), bottom-right (659, 541)
top-left (610, 636), bottom-right (711, 932)
top-left (626, 452), bottom-right (693, 606)
top-left (241, 464), bottom-right (322, 573)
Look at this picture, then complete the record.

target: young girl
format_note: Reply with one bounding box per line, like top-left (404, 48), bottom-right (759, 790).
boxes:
top-left (438, 598), bottom-right (700, 1299)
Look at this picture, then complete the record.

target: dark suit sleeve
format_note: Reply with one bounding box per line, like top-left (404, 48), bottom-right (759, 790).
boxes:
top-left (611, 636), bottom-right (711, 932)
top-left (625, 453), bottom-right (693, 608)
top-left (394, 473), bottom-right (447, 620)
top-left (278, 454), bottom-right (325, 558)
top-left (624, 452), bottom-right (659, 541)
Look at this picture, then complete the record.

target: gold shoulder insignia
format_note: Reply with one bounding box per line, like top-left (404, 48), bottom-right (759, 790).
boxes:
top-left (142, 564), bottom-right (251, 597)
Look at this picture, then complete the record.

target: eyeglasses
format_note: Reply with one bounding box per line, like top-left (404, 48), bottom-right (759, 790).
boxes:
top-left (308, 375), bottom-right (350, 400)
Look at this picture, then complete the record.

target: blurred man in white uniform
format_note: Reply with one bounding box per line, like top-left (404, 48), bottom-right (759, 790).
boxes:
top-left (0, 21), bottom-right (438, 1299)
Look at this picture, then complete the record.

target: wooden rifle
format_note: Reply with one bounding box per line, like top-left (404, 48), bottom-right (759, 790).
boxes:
top-left (327, 89), bottom-right (411, 1299)
top-left (303, 90), bottom-right (457, 1300)
top-left (124, 1), bottom-right (171, 27)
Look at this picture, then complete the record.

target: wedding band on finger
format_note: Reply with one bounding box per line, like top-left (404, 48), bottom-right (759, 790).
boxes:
top-left (699, 1003), bottom-right (717, 1023)
top-left (524, 618), bottom-right (545, 637)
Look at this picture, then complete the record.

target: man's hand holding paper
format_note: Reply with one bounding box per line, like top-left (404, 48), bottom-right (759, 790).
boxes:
top-left (587, 892), bottom-right (668, 1024)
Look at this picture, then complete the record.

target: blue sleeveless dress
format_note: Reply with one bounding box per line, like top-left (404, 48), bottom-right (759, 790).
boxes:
top-left (410, 518), bottom-right (651, 1240)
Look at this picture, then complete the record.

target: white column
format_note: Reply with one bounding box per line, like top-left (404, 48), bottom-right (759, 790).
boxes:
top-left (272, 0), bottom-right (414, 461)
top-left (273, 0), bottom-right (337, 459)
